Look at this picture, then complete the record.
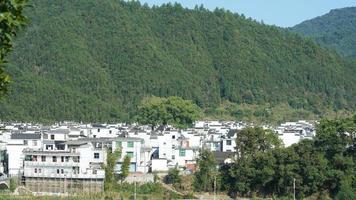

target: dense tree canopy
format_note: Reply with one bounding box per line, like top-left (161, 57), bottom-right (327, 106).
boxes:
top-left (194, 149), bottom-right (218, 192)
top-left (220, 116), bottom-right (356, 199)
top-left (137, 96), bottom-right (201, 129)
top-left (0, 0), bottom-right (355, 122)
top-left (0, 0), bottom-right (27, 96)
top-left (291, 7), bottom-right (356, 58)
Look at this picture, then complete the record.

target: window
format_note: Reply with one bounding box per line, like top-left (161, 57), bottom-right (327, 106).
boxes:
top-left (226, 140), bottom-right (232, 146)
top-left (24, 140), bottom-right (28, 145)
top-left (127, 141), bottom-right (134, 148)
top-left (50, 135), bottom-right (55, 140)
top-left (116, 141), bottom-right (122, 148)
top-left (179, 149), bottom-right (186, 157)
top-left (57, 169), bottom-right (60, 174)
top-left (65, 156), bottom-right (69, 162)
top-left (34, 168), bottom-right (37, 173)
top-left (172, 155), bottom-right (175, 160)
top-left (97, 129), bottom-right (100, 132)
top-left (61, 169), bottom-right (64, 174)
top-left (93, 169), bottom-right (97, 174)
top-left (126, 152), bottom-right (134, 158)
top-left (94, 153), bottom-right (100, 159)
top-left (32, 155), bottom-right (37, 161)
top-left (172, 135), bottom-right (176, 139)
top-left (109, 130), bottom-right (112, 134)
top-left (52, 156), bottom-right (57, 162)
top-left (33, 140), bottom-right (37, 146)
top-left (73, 156), bottom-right (79, 163)
top-left (61, 156), bottom-right (64, 162)
top-left (72, 167), bottom-right (79, 174)
top-left (25, 155), bottom-right (32, 161)
top-left (41, 156), bottom-right (46, 162)
top-left (38, 169), bottom-right (41, 173)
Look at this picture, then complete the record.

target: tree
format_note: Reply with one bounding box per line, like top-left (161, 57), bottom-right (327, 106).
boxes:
top-left (137, 96), bottom-right (201, 129)
top-left (0, 0), bottom-right (28, 96)
top-left (103, 149), bottom-right (121, 191)
top-left (194, 149), bottom-right (218, 192)
top-left (119, 155), bottom-right (131, 182)
top-left (165, 167), bottom-right (181, 185)
top-left (9, 177), bottom-right (17, 192)
top-left (235, 127), bottom-right (281, 159)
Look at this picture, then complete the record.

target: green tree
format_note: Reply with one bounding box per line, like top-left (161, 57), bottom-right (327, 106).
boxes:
top-left (103, 149), bottom-right (121, 191)
top-left (119, 155), bottom-right (131, 182)
top-left (137, 96), bottom-right (201, 129)
top-left (165, 167), bottom-right (181, 185)
top-left (9, 177), bottom-right (17, 192)
top-left (194, 149), bottom-right (218, 192)
top-left (0, 0), bottom-right (28, 96)
top-left (235, 127), bottom-right (281, 159)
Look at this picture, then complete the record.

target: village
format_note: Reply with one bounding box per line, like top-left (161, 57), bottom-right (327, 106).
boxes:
top-left (0, 120), bottom-right (315, 195)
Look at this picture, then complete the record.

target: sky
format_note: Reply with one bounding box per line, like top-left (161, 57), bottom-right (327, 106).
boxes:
top-left (139, 0), bottom-right (356, 27)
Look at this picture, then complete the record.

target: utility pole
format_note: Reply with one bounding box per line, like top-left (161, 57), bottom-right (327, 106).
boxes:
top-left (213, 175), bottom-right (216, 200)
top-left (134, 175), bottom-right (137, 200)
top-left (293, 178), bottom-right (296, 200)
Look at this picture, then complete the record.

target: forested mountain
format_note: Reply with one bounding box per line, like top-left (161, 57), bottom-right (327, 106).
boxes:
top-left (0, 0), bottom-right (355, 122)
top-left (291, 7), bottom-right (356, 58)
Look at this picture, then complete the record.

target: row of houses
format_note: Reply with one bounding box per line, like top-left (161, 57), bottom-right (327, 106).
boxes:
top-left (0, 120), bottom-right (315, 194)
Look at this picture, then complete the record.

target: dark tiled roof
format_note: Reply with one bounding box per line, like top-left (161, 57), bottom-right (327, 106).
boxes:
top-left (11, 133), bottom-right (41, 140)
top-left (213, 151), bottom-right (235, 163)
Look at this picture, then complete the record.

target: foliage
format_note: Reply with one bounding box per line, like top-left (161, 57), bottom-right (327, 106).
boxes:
top-left (103, 149), bottom-right (121, 191)
top-left (291, 7), bottom-right (356, 58)
top-left (0, 0), bottom-right (28, 96)
top-left (165, 167), bottom-right (181, 185)
top-left (235, 127), bottom-right (282, 159)
top-left (194, 149), bottom-right (218, 192)
top-left (220, 115), bottom-right (356, 199)
top-left (0, 0), bottom-right (354, 122)
top-left (119, 155), bottom-right (130, 181)
top-left (113, 182), bottom-right (185, 199)
top-left (9, 177), bottom-right (17, 192)
top-left (137, 96), bottom-right (201, 129)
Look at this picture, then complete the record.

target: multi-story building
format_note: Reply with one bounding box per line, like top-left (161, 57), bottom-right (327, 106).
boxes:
top-left (22, 141), bottom-right (106, 194)
top-left (112, 137), bottom-right (149, 173)
top-left (7, 133), bottom-right (42, 176)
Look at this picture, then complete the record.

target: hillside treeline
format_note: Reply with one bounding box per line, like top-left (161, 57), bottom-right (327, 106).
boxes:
top-left (0, 0), bottom-right (355, 122)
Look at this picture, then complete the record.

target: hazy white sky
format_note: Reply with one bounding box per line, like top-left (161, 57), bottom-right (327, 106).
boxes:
top-left (139, 0), bottom-right (356, 27)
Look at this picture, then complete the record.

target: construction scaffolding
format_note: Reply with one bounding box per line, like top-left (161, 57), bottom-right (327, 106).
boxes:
top-left (21, 173), bottom-right (104, 195)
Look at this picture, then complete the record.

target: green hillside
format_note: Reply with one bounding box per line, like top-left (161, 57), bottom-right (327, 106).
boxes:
top-left (291, 7), bottom-right (356, 58)
top-left (0, 0), bottom-right (355, 123)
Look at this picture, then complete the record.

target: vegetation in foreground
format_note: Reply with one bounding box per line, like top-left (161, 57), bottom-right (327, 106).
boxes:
top-left (214, 115), bottom-right (355, 199)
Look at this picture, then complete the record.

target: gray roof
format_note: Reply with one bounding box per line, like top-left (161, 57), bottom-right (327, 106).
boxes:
top-left (213, 151), bottom-right (235, 163)
top-left (48, 129), bottom-right (70, 134)
top-left (11, 133), bottom-right (41, 140)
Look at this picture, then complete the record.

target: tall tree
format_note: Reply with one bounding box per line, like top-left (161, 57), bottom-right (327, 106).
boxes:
top-left (235, 127), bottom-right (281, 159)
top-left (137, 96), bottom-right (202, 129)
top-left (119, 155), bottom-right (131, 182)
top-left (0, 0), bottom-right (28, 96)
top-left (194, 149), bottom-right (218, 192)
top-left (103, 149), bottom-right (121, 191)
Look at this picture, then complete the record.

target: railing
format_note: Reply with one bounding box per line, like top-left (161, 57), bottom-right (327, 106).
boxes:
top-left (24, 161), bottom-right (80, 167)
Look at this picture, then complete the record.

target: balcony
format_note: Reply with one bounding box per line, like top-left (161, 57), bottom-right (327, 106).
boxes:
top-left (24, 161), bottom-right (80, 167)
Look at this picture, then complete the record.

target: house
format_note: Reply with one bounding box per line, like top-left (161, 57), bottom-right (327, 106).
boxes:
top-left (112, 137), bottom-right (148, 173)
top-left (22, 141), bottom-right (106, 194)
top-left (7, 133), bottom-right (42, 176)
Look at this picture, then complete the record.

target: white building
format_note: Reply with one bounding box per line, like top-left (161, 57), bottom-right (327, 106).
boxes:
top-left (7, 133), bottom-right (42, 176)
